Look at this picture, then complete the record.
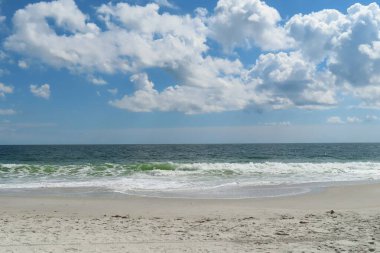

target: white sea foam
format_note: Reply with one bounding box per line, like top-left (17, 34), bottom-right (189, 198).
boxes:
top-left (0, 162), bottom-right (380, 197)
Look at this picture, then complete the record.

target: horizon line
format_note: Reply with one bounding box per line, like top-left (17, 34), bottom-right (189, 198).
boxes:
top-left (1, 142), bottom-right (380, 146)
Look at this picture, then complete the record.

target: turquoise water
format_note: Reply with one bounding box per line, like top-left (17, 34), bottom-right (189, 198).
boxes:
top-left (1, 144), bottom-right (380, 198)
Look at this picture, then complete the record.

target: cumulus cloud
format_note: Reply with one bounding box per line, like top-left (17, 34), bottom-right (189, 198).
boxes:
top-left (30, 84), bottom-right (50, 99)
top-left (208, 0), bottom-right (293, 51)
top-left (109, 51), bottom-right (338, 113)
top-left (5, 0), bottom-right (106, 73)
top-left (6, 0), bottom-right (380, 114)
top-left (249, 51), bottom-right (337, 109)
top-left (5, 0), bottom-right (208, 74)
top-left (328, 3), bottom-right (380, 87)
top-left (286, 3), bottom-right (380, 108)
top-left (285, 3), bottom-right (371, 78)
top-left (109, 64), bottom-right (253, 114)
top-left (285, 9), bottom-right (348, 62)
top-left (0, 83), bottom-right (13, 98)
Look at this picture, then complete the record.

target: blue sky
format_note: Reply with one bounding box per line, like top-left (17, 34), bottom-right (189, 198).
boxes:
top-left (1, 0), bottom-right (380, 144)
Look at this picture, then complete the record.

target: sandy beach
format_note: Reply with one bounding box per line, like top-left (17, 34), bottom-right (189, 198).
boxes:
top-left (0, 183), bottom-right (379, 252)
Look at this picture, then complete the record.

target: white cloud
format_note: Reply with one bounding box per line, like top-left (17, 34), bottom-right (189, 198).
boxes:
top-left (328, 3), bottom-right (380, 88)
top-left (208, 0), bottom-right (293, 51)
top-left (7, 0), bottom-right (380, 114)
top-left (3, 0), bottom-right (327, 114)
top-left (18, 60), bottom-right (28, 69)
top-left (5, 0), bottom-right (105, 72)
top-left (89, 76), bottom-right (107, 85)
top-left (30, 84), bottom-right (50, 99)
top-left (249, 51), bottom-right (337, 109)
top-left (96, 2), bottom-right (208, 70)
top-left (0, 109), bottom-right (16, 115)
top-left (284, 2), bottom-right (380, 109)
top-left (109, 66), bottom-right (253, 114)
top-left (0, 83), bottom-right (13, 98)
top-left (110, 73), bottom-right (158, 112)
top-left (110, 51), bottom-right (339, 114)
top-left (285, 9), bottom-right (348, 62)
top-left (327, 116), bottom-right (344, 124)
top-left (5, 0), bottom-right (207, 74)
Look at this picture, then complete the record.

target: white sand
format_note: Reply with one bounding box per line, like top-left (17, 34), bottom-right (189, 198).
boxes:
top-left (0, 183), bottom-right (379, 252)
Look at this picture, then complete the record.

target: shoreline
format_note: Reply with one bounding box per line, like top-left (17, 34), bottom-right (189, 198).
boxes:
top-left (1, 183), bottom-right (379, 252)
top-left (1, 182), bottom-right (380, 214)
top-left (1, 178), bottom-right (379, 200)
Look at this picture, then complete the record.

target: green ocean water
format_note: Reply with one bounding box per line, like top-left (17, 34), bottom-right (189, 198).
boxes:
top-left (1, 144), bottom-right (380, 198)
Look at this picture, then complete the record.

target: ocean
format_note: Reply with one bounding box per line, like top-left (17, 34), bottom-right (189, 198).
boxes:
top-left (1, 143), bottom-right (380, 198)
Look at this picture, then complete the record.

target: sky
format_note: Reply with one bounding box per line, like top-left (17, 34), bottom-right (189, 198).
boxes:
top-left (2, 0), bottom-right (380, 144)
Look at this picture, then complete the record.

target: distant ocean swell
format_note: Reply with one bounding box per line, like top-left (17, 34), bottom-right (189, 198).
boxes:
top-left (1, 162), bottom-right (379, 194)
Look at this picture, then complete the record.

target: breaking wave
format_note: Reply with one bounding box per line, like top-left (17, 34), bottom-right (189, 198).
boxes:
top-left (1, 162), bottom-right (379, 196)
